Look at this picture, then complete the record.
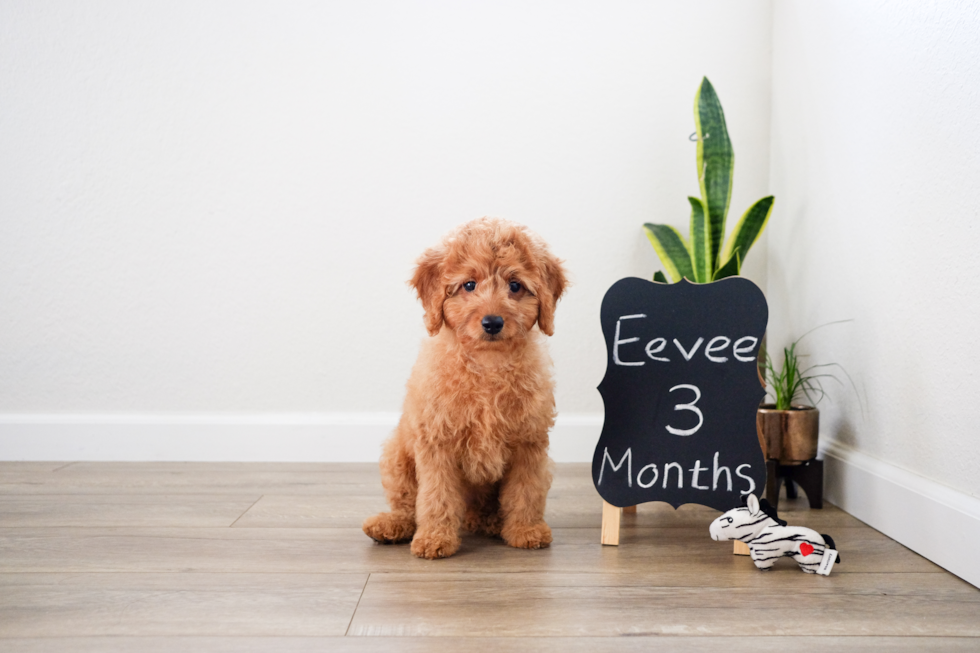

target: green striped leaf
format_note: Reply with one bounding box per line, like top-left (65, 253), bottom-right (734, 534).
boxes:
top-left (712, 249), bottom-right (741, 281)
top-left (643, 223), bottom-right (694, 283)
top-left (653, 270), bottom-right (668, 283)
top-left (721, 195), bottom-right (774, 267)
top-left (694, 77), bottom-right (733, 268)
top-left (688, 196), bottom-right (711, 283)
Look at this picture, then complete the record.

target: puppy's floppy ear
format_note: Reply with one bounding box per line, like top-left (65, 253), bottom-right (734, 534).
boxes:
top-left (410, 246), bottom-right (446, 336)
top-left (535, 249), bottom-right (568, 337)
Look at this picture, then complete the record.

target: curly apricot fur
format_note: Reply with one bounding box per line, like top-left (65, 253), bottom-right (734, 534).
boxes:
top-left (362, 218), bottom-right (567, 559)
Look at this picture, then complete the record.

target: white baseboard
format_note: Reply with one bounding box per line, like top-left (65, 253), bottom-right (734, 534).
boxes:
top-left (821, 439), bottom-right (980, 589)
top-left (0, 412), bottom-right (603, 463)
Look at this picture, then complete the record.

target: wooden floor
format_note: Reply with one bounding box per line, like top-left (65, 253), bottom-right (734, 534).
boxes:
top-left (1, 462), bottom-right (978, 652)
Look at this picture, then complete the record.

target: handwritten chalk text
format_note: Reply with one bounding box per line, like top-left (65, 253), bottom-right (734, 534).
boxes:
top-left (598, 447), bottom-right (756, 496)
top-left (613, 314), bottom-right (758, 366)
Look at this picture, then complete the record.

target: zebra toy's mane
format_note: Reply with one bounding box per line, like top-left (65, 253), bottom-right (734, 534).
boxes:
top-left (753, 496), bottom-right (787, 527)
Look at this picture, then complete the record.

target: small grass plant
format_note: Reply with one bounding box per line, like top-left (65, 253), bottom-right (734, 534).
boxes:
top-left (763, 321), bottom-right (856, 411)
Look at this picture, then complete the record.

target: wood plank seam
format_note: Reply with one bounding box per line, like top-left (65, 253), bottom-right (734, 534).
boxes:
top-left (228, 495), bottom-right (264, 528)
top-left (345, 573), bottom-right (371, 636)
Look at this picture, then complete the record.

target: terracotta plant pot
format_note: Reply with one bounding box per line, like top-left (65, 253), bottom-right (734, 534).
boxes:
top-left (756, 404), bottom-right (819, 465)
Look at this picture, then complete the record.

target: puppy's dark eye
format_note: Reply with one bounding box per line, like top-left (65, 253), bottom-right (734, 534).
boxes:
top-left (463, 281), bottom-right (476, 292)
top-left (509, 281), bottom-right (521, 293)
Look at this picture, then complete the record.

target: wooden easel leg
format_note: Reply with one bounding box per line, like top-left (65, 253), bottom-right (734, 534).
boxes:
top-left (601, 500), bottom-right (621, 546)
top-left (622, 505), bottom-right (637, 514)
top-left (733, 540), bottom-right (751, 556)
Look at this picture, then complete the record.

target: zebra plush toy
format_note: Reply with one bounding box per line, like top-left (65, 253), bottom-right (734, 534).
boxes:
top-left (709, 494), bottom-right (841, 575)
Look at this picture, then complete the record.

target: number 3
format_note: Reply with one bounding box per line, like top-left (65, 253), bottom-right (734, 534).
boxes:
top-left (666, 384), bottom-right (703, 436)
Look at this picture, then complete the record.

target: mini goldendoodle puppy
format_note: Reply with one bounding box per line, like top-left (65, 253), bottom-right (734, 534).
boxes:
top-left (363, 217), bottom-right (567, 559)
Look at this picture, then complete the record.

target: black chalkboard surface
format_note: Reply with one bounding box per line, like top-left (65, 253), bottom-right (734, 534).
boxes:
top-left (592, 276), bottom-right (768, 512)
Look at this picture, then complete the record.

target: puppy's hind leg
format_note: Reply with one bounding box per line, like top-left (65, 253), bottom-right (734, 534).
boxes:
top-left (363, 433), bottom-right (417, 544)
top-left (499, 442), bottom-right (553, 549)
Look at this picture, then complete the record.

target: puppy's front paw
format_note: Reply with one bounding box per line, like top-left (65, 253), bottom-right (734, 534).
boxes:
top-left (363, 512), bottom-right (415, 544)
top-left (410, 529), bottom-right (461, 559)
top-left (502, 521), bottom-right (552, 549)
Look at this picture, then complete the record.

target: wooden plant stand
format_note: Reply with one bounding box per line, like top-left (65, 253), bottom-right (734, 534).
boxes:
top-left (765, 458), bottom-right (824, 511)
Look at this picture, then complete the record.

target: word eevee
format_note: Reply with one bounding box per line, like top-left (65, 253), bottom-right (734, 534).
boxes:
top-left (710, 494), bottom-right (841, 574)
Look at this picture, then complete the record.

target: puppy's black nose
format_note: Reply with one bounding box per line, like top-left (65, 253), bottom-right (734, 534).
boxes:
top-left (482, 315), bottom-right (504, 335)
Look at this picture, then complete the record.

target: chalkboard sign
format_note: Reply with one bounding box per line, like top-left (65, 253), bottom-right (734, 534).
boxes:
top-left (592, 277), bottom-right (768, 512)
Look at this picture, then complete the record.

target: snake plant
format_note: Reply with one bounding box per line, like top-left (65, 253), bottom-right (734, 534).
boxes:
top-left (644, 77), bottom-right (774, 283)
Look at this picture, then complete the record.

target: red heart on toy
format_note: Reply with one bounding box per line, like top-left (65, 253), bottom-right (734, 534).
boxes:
top-left (800, 543), bottom-right (815, 556)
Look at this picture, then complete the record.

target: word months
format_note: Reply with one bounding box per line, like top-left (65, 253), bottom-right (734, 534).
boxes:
top-left (597, 447), bottom-right (756, 496)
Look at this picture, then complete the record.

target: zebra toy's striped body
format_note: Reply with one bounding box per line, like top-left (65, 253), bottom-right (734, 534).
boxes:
top-left (709, 494), bottom-right (840, 574)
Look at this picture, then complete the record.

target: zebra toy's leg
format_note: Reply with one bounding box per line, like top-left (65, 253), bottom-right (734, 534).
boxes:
top-left (796, 555), bottom-right (820, 573)
top-left (750, 546), bottom-right (779, 570)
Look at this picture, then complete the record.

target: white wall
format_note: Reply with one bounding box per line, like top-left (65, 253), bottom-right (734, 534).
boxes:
top-left (769, 1), bottom-right (980, 585)
top-left (0, 1), bottom-right (773, 423)
top-left (769, 0), bottom-right (980, 498)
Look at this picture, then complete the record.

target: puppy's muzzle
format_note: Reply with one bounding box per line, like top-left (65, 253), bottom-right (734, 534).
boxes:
top-left (481, 315), bottom-right (504, 335)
